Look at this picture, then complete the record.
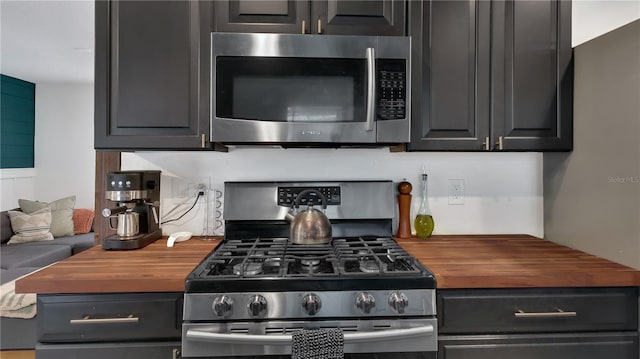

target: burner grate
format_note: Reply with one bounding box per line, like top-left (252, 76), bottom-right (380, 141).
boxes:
top-left (199, 236), bottom-right (423, 279)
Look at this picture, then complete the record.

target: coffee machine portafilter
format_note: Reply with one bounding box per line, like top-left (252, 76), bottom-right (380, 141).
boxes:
top-left (101, 171), bottom-right (162, 250)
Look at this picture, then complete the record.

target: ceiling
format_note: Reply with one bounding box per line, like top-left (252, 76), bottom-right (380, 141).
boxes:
top-left (0, 0), bottom-right (94, 83)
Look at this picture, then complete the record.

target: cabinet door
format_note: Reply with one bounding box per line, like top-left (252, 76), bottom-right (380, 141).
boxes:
top-left (37, 341), bottom-right (181, 359)
top-left (311, 0), bottom-right (405, 35)
top-left (408, 0), bottom-right (491, 151)
top-left (214, 0), bottom-right (310, 34)
top-left (491, 0), bottom-right (573, 151)
top-left (439, 333), bottom-right (639, 359)
top-left (95, 0), bottom-right (210, 150)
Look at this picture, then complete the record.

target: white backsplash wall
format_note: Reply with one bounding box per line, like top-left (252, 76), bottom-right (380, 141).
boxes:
top-left (122, 149), bottom-right (543, 238)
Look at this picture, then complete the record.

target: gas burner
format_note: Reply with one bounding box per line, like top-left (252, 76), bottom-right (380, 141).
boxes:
top-left (300, 258), bottom-right (321, 267)
top-left (233, 262), bottom-right (263, 276)
top-left (359, 259), bottom-right (380, 273)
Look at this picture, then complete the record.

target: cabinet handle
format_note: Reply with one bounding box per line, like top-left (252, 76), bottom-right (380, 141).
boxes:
top-left (514, 309), bottom-right (577, 318)
top-left (70, 314), bottom-right (139, 324)
top-left (302, 20), bottom-right (306, 34)
top-left (317, 19), bottom-right (322, 34)
top-left (483, 136), bottom-right (490, 151)
top-left (201, 133), bottom-right (206, 148)
top-left (495, 136), bottom-right (504, 150)
top-left (172, 348), bottom-right (180, 359)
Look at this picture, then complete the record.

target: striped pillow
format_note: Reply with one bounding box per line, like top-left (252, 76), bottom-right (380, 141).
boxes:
top-left (7, 208), bottom-right (54, 244)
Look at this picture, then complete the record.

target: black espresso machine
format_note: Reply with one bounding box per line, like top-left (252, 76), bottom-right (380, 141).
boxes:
top-left (101, 171), bottom-right (162, 250)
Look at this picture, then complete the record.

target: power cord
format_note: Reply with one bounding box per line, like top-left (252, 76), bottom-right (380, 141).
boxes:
top-left (161, 191), bottom-right (204, 225)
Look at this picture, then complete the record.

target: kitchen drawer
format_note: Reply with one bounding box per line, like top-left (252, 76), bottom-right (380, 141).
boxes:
top-left (438, 287), bottom-right (638, 334)
top-left (37, 293), bottom-right (182, 343)
top-left (438, 332), bottom-right (639, 359)
top-left (36, 341), bottom-right (181, 359)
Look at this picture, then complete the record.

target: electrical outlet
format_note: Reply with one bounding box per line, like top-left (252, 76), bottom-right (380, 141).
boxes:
top-left (448, 179), bottom-right (464, 205)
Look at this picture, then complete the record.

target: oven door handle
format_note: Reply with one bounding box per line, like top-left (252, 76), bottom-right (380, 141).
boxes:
top-left (186, 324), bottom-right (434, 345)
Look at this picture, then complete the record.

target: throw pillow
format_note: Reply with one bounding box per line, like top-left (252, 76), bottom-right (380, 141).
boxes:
top-left (7, 208), bottom-right (54, 244)
top-left (73, 208), bottom-right (95, 234)
top-left (19, 196), bottom-right (76, 237)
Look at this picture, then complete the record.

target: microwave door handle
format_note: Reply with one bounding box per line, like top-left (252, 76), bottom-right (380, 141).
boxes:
top-left (365, 47), bottom-right (376, 132)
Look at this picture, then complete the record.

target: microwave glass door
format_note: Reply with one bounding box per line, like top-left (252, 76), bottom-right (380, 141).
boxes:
top-left (216, 57), bottom-right (366, 124)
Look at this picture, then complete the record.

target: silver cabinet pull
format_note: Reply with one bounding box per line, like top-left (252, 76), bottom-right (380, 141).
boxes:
top-left (483, 136), bottom-right (490, 151)
top-left (496, 136), bottom-right (504, 150)
top-left (317, 19), bottom-right (322, 34)
top-left (514, 309), bottom-right (577, 318)
top-left (201, 133), bottom-right (206, 148)
top-left (172, 348), bottom-right (180, 359)
top-left (187, 325), bottom-right (433, 345)
top-left (301, 20), bottom-right (306, 34)
top-left (364, 47), bottom-right (376, 132)
top-left (70, 314), bottom-right (139, 324)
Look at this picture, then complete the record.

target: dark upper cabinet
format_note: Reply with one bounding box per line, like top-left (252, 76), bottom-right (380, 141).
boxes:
top-left (408, 0), bottom-right (491, 151)
top-left (214, 0), bottom-right (405, 35)
top-left (95, 1), bottom-right (212, 150)
top-left (491, 0), bottom-right (573, 151)
top-left (409, 0), bottom-right (573, 151)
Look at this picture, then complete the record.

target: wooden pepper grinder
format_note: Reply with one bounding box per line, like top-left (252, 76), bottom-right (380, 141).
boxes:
top-left (396, 179), bottom-right (412, 239)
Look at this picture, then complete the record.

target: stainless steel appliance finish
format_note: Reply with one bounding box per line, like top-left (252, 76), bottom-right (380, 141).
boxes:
top-left (210, 33), bottom-right (411, 145)
top-left (286, 189), bottom-right (333, 244)
top-left (223, 181), bottom-right (394, 221)
top-left (183, 318), bottom-right (437, 357)
top-left (101, 171), bottom-right (162, 250)
top-left (182, 181), bottom-right (436, 358)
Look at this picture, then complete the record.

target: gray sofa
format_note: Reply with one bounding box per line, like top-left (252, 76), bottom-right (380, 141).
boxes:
top-left (0, 209), bottom-right (96, 350)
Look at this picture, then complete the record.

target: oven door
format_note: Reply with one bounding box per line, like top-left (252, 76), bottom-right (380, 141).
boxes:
top-left (182, 318), bottom-right (436, 358)
top-left (210, 33), bottom-right (408, 144)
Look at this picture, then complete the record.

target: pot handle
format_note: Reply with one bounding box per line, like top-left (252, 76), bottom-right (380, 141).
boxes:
top-left (293, 189), bottom-right (328, 210)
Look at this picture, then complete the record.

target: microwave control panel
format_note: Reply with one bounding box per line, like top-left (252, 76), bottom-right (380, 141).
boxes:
top-left (278, 186), bottom-right (341, 207)
top-left (377, 59), bottom-right (406, 121)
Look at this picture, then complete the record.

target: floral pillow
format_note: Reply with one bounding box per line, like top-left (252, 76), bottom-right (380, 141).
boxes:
top-left (7, 207), bottom-right (54, 244)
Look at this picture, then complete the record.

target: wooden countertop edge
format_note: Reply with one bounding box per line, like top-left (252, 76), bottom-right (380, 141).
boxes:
top-left (15, 234), bottom-right (640, 293)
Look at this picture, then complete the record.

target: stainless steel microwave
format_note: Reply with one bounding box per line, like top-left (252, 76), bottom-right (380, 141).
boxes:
top-left (210, 33), bottom-right (410, 146)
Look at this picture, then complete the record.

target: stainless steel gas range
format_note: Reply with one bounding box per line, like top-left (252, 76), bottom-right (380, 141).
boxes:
top-left (182, 181), bottom-right (437, 358)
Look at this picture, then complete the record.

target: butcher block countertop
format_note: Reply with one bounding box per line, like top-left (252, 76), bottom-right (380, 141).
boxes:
top-left (16, 234), bottom-right (640, 294)
top-left (397, 234), bottom-right (640, 289)
top-left (15, 237), bottom-right (221, 294)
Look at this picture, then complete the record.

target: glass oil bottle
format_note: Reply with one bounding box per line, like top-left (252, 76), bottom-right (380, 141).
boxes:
top-left (414, 172), bottom-right (434, 238)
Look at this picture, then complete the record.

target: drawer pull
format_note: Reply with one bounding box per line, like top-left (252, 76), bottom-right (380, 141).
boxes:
top-left (514, 309), bottom-right (577, 318)
top-left (70, 314), bottom-right (139, 324)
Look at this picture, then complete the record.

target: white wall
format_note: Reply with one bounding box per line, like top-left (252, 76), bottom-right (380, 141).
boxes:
top-left (122, 151), bottom-right (544, 238)
top-left (33, 83), bottom-right (95, 209)
top-left (573, 0), bottom-right (640, 47)
top-left (0, 169), bottom-right (36, 211)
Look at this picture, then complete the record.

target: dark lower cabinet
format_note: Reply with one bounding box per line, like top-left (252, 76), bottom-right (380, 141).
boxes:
top-left (213, 0), bottom-right (405, 35)
top-left (437, 287), bottom-right (639, 359)
top-left (36, 293), bottom-right (182, 359)
top-left (37, 342), bottom-right (181, 359)
top-left (439, 333), bottom-right (639, 359)
top-left (95, 0), bottom-right (211, 150)
top-left (409, 0), bottom-right (573, 151)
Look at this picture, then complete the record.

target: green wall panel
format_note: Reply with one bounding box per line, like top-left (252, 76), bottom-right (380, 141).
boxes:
top-left (1, 74), bottom-right (35, 168)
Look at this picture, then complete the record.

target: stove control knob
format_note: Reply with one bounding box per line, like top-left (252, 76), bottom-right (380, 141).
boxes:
top-left (212, 295), bottom-right (234, 318)
top-left (302, 293), bottom-right (322, 316)
top-left (355, 292), bottom-right (376, 314)
top-left (247, 295), bottom-right (268, 318)
top-left (388, 291), bottom-right (409, 314)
